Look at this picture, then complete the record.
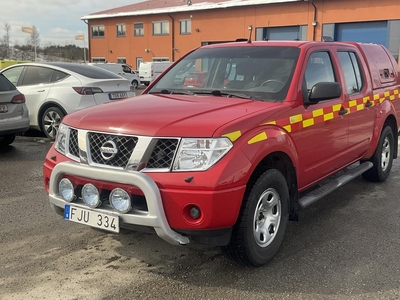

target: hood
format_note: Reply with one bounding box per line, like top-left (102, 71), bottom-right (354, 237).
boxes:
top-left (63, 94), bottom-right (281, 137)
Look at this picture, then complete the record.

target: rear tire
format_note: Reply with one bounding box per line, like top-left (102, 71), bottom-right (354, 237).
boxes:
top-left (131, 80), bottom-right (139, 89)
top-left (41, 106), bottom-right (65, 140)
top-left (223, 169), bottom-right (289, 267)
top-left (0, 134), bottom-right (16, 146)
top-left (362, 126), bottom-right (394, 182)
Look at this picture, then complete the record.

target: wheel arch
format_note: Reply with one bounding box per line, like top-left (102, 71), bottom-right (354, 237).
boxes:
top-left (38, 102), bottom-right (67, 131)
top-left (245, 151), bottom-right (299, 222)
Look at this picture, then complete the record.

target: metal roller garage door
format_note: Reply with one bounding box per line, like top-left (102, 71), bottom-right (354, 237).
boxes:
top-left (335, 21), bottom-right (388, 47)
top-left (266, 26), bottom-right (300, 40)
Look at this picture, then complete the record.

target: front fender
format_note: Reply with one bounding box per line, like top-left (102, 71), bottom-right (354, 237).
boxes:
top-left (233, 125), bottom-right (299, 176)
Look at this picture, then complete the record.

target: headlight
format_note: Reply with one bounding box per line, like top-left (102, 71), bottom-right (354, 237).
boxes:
top-left (173, 138), bottom-right (233, 171)
top-left (54, 123), bottom-right (68, 154)
top-left (109, 188), bottom-right (131, 213)
top-left (82, 183), bottom-right (101, 208)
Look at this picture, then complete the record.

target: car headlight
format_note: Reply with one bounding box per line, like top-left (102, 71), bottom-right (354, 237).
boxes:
top-left (172, 138), bottom-right (233, 171)
top-left (54, 123), bottom-right (68, 154)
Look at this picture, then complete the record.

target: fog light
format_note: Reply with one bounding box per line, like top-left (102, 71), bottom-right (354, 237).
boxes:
top-left (82, 183), bottom-right (101, 208)
top-left (59, 178), bottom-right (75, 202)
top-left (189, 206), bottom-right (201, 219)
top-left (109, 188), bottom-right (131, 213)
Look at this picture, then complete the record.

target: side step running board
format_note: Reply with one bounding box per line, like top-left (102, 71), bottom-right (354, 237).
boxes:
top-left (299, 162), bottom-right (373, 209)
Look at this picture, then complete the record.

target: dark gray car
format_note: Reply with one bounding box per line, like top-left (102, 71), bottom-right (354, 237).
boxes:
top-left (0, 73), bottom-right (29, 146)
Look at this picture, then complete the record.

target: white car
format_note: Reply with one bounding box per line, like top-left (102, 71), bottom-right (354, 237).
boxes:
top-left (0, 62), bottom-right (135, 139)
top-left (87, 63), bottom-right (141, 89)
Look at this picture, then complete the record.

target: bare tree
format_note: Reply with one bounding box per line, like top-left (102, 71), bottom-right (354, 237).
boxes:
top-left (0, 22), bottom-right (11, 59)
top-left (25, 26), bottom-right (40, 59)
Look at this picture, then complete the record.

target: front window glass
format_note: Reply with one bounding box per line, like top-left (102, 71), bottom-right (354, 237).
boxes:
top-left (2, 66), bottom-right (24, 85)
top-left (149, 45), bottom-right (300, 102)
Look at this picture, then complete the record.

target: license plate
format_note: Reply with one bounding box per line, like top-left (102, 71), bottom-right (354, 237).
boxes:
top-left (109, 92), bottom-right (128, 100)
top-left (0, 104), bottom-right (8, 113)
top-left (64, 204), bottom-right (119, 233)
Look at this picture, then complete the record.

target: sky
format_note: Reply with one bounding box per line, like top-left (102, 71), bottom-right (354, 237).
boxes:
top-left (0, 0), bottom-right (142, 47)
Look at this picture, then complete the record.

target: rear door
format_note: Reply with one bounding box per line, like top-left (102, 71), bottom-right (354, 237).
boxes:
top-left (7, 66), bottom-right (53, 127)
top-left (336, 47), bottom-right (376, 161)
top-left (294, 48), bottom-right (349, 189)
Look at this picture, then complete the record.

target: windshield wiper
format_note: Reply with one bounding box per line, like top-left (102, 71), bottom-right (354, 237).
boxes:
top-left (149, 89), bottom-right (194, 95)
top-left (193, 90), bottom-right (252, 99)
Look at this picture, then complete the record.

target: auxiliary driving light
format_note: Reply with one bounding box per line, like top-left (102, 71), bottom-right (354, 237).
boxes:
top-left (109, 188), bottom-right (131, 213)
top-left (59, 178), bottom-right (75, 202)
top-left (82, 183), bottom-right (101, 208)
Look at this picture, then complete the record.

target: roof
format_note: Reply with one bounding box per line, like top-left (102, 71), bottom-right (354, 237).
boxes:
top-left (81, 0), bottom-right (301, 20)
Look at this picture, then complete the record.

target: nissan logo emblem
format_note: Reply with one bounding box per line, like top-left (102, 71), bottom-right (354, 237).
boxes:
top-left (100, 140), bottom-right (118, 160)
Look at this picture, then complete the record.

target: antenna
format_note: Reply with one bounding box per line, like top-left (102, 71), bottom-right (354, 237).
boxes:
top-left (247, 25), bottom-right (253, 43)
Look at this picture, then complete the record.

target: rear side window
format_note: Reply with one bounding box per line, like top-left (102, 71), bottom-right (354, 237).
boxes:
top-left (21, 66), bottom-right (54, 86)
top-left (52, 70), bottom-right (69, 82)
top-left (337, 51), bottom-right (363, 94)
top-left (0, 74), bottom-right (16, 91)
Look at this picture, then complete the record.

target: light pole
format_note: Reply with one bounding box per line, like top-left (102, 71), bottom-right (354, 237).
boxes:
top-left (75, 35), bottom-right (86, 62)
top-left (21, 26), bottom-right (36, 61)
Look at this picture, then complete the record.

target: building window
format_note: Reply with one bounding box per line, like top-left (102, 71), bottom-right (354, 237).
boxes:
top-left (180, 19), bottom-right (191, 34)
top-left (117, 58), bottom-right (126, 64)
top-left (117, 24), bottom-right (126, 37)
top-left (152, 57), bottom-right (170, 62)
top-left (153, 21), bottom-right (169, 35)
top-left (91, 25), bottom-right (105, 38)
top-left (92, 57), bottom-right (106, 63)
top-left (134, 23), bottom-right (144, 36)
top-left (255, 25), bottom-right (307, 41)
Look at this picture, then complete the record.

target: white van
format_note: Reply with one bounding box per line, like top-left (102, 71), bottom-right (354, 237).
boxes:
top-left (88, 63), bottom-right (141, 88)
top-left (139, 62), bottom-right (173, 86)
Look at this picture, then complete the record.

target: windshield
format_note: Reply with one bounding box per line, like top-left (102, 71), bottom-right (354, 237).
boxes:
top-left (149, 45), bottom-right (300, 102)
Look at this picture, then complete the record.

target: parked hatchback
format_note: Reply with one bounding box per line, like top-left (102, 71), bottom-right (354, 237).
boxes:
top-left (0, 73), bottom-right (29, 146)
top-left (1, 62), bottom-right (135, 139)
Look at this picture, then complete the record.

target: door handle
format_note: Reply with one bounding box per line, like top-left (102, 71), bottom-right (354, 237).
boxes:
top-left (365, 101), bottom-right (373, 107)
top-left (338, 108), bottom-right (348, 115)
top-left (37, 90), bottom-right (45, 92)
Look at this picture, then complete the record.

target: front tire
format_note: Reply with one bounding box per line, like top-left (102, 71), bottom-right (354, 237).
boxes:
top-left (223, 169), bottom-right (289, 267)
top-left (41, 107), bottom-right (65, 140)
top-left (0, 134), bottom-right (16, 146)
top-left (362, 126), bottom-right (394, 182)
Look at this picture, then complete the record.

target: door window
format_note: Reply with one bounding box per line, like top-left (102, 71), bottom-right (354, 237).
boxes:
top-left (337, 51), bottom-right (364, 94)
top-left (21, 66), bottom-right (54, 86)
top-left (2, 66), bottom-right (24, 85)
top-left (304, 51), bottom-right (336, 92)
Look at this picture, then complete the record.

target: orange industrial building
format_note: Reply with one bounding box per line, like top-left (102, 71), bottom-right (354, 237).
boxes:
top-left (81, 0), bottom-right (400, 69)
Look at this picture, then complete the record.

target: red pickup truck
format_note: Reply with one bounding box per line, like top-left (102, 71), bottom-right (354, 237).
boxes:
top-left (43, 40), bottom-right (400, 267)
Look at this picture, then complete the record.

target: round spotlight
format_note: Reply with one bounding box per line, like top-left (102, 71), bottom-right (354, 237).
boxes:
top-left (59, 178), bottom-right (75, 202)
top-left (82, 183), bottom-right (101, 208)
top-left (109, 188), bottom-right (131, 213)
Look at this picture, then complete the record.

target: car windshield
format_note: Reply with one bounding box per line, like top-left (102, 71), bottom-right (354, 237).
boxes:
top-left (150, 45), bottom-right (300, 102)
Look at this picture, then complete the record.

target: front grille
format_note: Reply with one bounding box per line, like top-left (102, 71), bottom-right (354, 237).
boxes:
top-left (147, 139), bottom-right (179, 169)
top-left (88, 133), bottom-right (138, 168)
top-left (68, 128), bottom-right (79, 157)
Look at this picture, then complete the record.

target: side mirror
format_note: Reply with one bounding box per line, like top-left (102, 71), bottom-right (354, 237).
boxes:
top-left (306, 82), bottom-right (342, 104)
